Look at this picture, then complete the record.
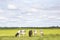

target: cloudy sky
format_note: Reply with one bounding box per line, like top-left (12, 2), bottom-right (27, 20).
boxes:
top-left (0, 0), bottom-right (60, 27)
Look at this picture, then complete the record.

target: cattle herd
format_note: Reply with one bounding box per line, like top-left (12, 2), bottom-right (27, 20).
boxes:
top-left (15, 29), bottom-right (44, 37)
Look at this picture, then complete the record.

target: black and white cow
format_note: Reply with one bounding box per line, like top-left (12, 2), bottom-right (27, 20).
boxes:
top-left (15, 30), bottom-right (25, 37)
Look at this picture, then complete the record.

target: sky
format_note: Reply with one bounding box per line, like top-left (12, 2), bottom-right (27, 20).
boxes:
top-left (0, 0), bottom-right (60, 27)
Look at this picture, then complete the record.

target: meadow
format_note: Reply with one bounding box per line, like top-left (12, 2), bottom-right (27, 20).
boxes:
top-left (0, 28), bottom-right (60, 40)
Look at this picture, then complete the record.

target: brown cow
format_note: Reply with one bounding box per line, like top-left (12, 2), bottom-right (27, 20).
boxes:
top-left (29, 30), bottom-right (32, 37)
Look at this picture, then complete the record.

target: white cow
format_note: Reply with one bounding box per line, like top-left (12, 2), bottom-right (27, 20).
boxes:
top-left (40, 29), bottom-right (44, 37)
top-left (34, 30), bottom-right (37, 36)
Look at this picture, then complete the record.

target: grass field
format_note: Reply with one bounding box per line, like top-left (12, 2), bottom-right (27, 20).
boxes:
top-left (0, 28), bottom-right (60, 40)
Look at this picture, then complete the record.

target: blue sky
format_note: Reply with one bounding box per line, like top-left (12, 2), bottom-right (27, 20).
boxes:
top-left (0, 0), bottom-right (60, 27)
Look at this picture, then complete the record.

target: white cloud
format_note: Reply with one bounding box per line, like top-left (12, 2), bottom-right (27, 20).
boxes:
top-left (56, 17), bottom-right (60, 20)
top-left (8, 19), bottom-right (17, 21)
top-left (47, 16), bottom-right (56, 19)
top-left (0, 20), bottom-right (6, 22)
top-left (40, 10), bottom-right (60, 14)
top-left (39, 15), bottom-right (57, 20)
top-left (24, 0), bottom-right (31, 3)
top-left (28, 8), bottom-right (38, 12)
top-left (27, 13), bottom-right (32, 15)
top-left (42, 15), bottom-right (47, 17)
top-left (18, 16), bottom-right (23, 18)
top-left (31, 8), bottom-right (38, 12)
top-left (0, 17), bottom-right (4, 19)
top-left (25, 20), bottom-right (33, 23)
top-left (39, 15), bottom-right (48, 20)
top-left (0, 17), bottom-right (7, 20)
top-left (0, 9), bottom-right (4, 13)
top-left (8, 4), bottom-right (17, 9)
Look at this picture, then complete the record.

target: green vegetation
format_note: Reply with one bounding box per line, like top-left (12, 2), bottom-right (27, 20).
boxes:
top-left (0, 28), bottom-right (60, 40)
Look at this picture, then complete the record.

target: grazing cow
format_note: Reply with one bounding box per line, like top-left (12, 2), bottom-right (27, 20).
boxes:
top-left (15, 30), bottom-right (25, 37)
top-left (34, 30), bottom-right (37, 36)
top-left (40, 29), bottom-right (44, 37)
top-left (29, 30), bottom-right (32, 37)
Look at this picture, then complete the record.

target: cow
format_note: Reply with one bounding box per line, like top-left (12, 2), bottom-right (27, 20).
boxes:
top-left (29, 30), bottom-right (32, 37)
top-left (40, 29), bottom-right (44, 37)
top-left (15, 30), bottom-right (25, 37)
top-left (34, 30), bottom-right (37, 36)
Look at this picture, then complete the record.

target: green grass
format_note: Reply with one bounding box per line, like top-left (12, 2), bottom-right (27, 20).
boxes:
top-left (0, 28), bottom-right (60, 40)
top-left (0, 35), bottom-right (60, 40)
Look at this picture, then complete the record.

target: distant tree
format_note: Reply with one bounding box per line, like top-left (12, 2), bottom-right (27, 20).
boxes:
top-left (56, 25), bottom-right (59, 28)
top-left (51, 26), bottom-right (55, 28)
